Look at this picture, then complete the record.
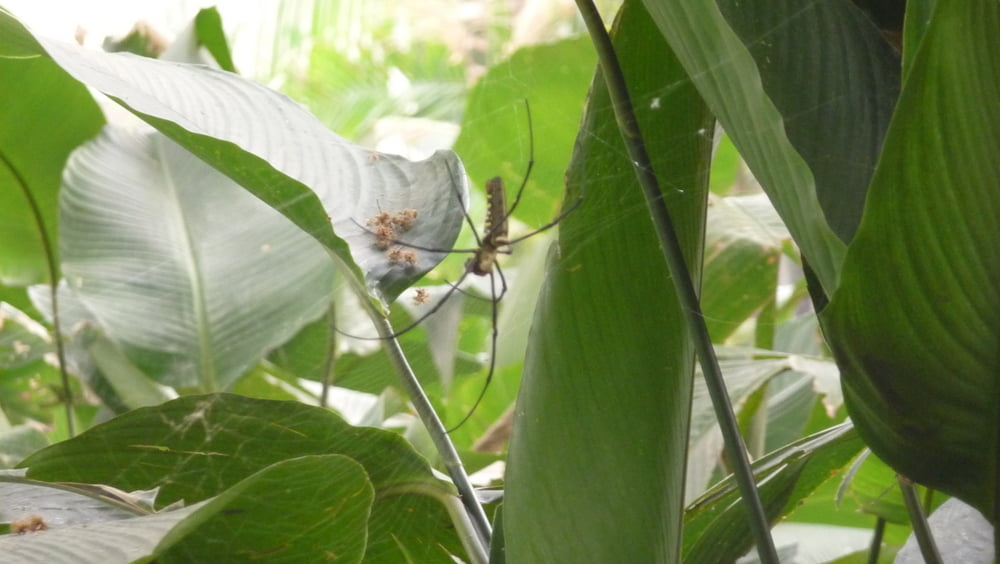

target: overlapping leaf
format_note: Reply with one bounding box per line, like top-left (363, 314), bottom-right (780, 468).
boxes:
top-left (822, 2), bottom-right (1000, 519)
top-left (18, 394), bottom-right (465, 561)
top-left (0, 11), bottom-right (467, 304)
top-left (504, 2), bottom-right (712, 561)
top-left (60, 128), bottom-right (334, 390)
top-left (0, 456), bottom-right (374, 563)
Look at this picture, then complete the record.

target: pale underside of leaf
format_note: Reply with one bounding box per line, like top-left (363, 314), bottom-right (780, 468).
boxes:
top-left (29, 31), bottom-right (467, 303)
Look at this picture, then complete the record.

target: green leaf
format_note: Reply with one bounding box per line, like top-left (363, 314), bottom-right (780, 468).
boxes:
top-left (687, 356), bottom-right (790, 497)
top-left (821, 2), bottom-right (1000, 519)
top-left (18, 395), bottom-right (440, 501)
top-left (158, 8), bottom-right (231, 68)
top-left (702, 194), bottom-right (785, 342)
top-left (683, 422), bottom-right (865, 562)
top-left (23, 283), bottom-right (171, 413)
top-left (841, 451), bottom-right (927, 526)
top-left (453, 36), bottom-right (596, 229)
top-left (715, 0), bottom-right (900, 243)
top-left (193, 8), bottom-right (237, 72)
top-left (60, 127), bottom-right (334, 391)
top-left (18, 394), bottom-right (466, 561)
top-left (364, 493), bottom-right (467, 564)
top-left (0, 42), bottom-right (103, 285)
top-left (504, 1), bottom-right (712, 561)
top-left (85, 334), bottom-right (177, 409)
top-left (151, 455), bottom-right (372, 563)
top-left (0, 11), bottom-right (466, 304)
top-left (1, 457), bottom-right (374, 563)
top-left (641, 0), bottom-right (849, 295)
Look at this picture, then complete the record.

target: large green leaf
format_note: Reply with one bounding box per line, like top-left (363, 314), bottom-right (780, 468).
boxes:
top-left (150, 455), bottom-right (372, 563)
top-left (18, 394), bottom-right (467, 561)
top-left (715, 0), bottom-right (900, 243)
top-left (0, 456), bottom-right (374, 563)
top-left (821, 2), bottom-right (1000, 519)
top-left (504, 1), bottom-right (712, 561)
top-left (60, 127), bottom-right (334, 390)
top-left (24, 283), bottom-right (174, 413)
top-left (0, 11), bottom-right (466, 304)
top-left (453, 36), bottom-right (596, 229)
top-left (0, 42), bottom-right (103, 285)
top-left (842, 451), bottom-right (913, 526)
top-left (641, 0), bottom-right (853, 295)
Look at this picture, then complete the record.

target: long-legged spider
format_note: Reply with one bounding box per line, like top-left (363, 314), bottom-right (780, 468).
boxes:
top-left (352, 101), bottom-right (580, 431)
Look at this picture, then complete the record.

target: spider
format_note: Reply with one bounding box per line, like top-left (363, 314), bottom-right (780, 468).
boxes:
top-left (352, 101), bottom-right (580, 431)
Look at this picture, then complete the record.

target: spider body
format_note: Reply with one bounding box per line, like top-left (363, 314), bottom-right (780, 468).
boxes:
top-left (468, 176), bottom-right (510, 277)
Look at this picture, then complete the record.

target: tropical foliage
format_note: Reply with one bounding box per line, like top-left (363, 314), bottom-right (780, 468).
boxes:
top-left (0, 1), bottom-right (997, 563)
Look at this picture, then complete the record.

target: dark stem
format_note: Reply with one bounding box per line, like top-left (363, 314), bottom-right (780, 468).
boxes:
top-left (573, 1), bottom-right (779, 562)
top-left (866, 517), bottom-right (885, 564)
top-left (898, 474), bottom-right (942, 564)
top-left (0, 151), bottom-right (75, 437)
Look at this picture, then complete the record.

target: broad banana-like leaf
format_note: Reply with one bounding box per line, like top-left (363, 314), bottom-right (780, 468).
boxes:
top-left (504, 2), bottom-right (712, 561)
top-left (1, 10), bottom-right (470, 391)
top-left (822, 2), bottom-right (1000, 519)
top-left (454, 36), bottom-right (596, 229)
top-left (642, 0), bottom-right (900, 298)
top-left (701, 193), bottom-right (786, 342)
top-left (149, 455), bottom-right (372, 563)
top-left (60, 127), bottom-right (332, 390)
top-left (713, 0), bottom-right (900, 244)
top-left (0, 10), bottom-right (467, 305)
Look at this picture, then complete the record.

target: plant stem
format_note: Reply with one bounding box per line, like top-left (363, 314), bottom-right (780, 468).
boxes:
top-left (319, 304), bottom-right (337, 408)
top-left (898, 474), bottom-right (942, 564)
top-left (0, 150), bottom-right (75, 437)
top-left (371, 313), bottom-right (492, 552)
top-left (866, 517), bottom-right (885, 564)
top-left (573, 2), bottom-right (779, 562)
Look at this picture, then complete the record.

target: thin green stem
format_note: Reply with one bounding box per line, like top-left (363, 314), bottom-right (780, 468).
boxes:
top-left (378, 483), bottom-right (489, 564)
top-left (0, 150), bottom-right (75, 437)
top-left (367, 309), bottom-right (492, 552)
top-left (898, 474), bottom-right (942, 564)
top-left (573, 2), bottom-right (779, 562)
top-left (319, 304), bottom-right (337, 408)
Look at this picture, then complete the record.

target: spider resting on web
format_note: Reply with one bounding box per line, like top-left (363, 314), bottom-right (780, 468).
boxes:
top-left (354, 102), bottom-right (580, 431)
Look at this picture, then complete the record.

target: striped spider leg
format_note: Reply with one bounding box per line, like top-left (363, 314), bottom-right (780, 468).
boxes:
top-left (349, 102), bottom-right (581, 431)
